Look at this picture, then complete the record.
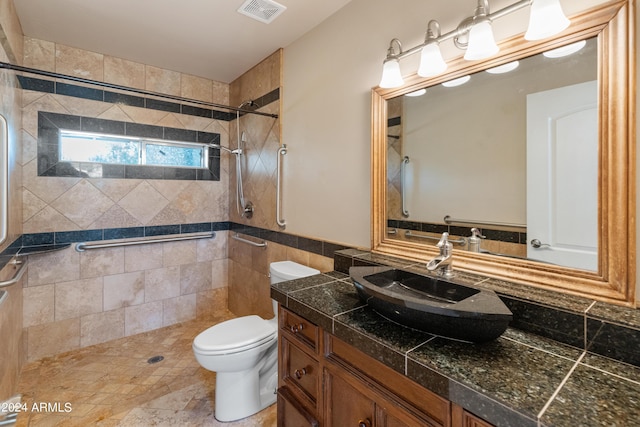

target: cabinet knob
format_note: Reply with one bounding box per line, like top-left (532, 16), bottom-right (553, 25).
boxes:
top-left (358, 419), bottom-right (372, 427)
top-left (289, 323), bottom-right (304, 334)
top-left (294, 368), bottom-right (307, 379)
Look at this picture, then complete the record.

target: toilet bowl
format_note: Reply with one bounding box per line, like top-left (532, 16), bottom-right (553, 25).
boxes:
top-left (192, 260), bottom-right (320, 422)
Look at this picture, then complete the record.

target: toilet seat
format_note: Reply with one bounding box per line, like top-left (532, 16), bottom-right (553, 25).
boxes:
top-left (193, 315), bottom-right (276, 355)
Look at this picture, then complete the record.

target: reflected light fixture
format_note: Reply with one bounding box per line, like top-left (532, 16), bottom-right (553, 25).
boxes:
top-left (442, 75), bottom-right (471, 87)
top-left (543, 39), bottom-right (586, 58)
top-left (485, 60), bottom-right (520, 74)
top-left (405, 88), bottom-right (427, 97)
top-left (379, 0), bottom-right (570, 88)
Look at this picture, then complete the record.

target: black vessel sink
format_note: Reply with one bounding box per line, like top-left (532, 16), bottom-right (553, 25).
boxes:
top-left (349, 266), bottom-right (512, 343)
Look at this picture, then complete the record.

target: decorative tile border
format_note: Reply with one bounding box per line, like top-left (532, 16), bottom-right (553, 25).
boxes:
top-left (18, 75), bottom-right (280, 122)
top-left (230, 223), bottom-right (350, 259)
top-left (388, 219), bottom-right (526, 244)
top-left (15, 222), bottom-right (230, 249)
top-left (0, 223), bottom-right (350, 271)
top-left (37, 111), bottom-right (220, 180)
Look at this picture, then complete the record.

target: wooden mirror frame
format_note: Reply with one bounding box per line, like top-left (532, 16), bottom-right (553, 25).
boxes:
top-left (371, 0), bottom-right (636, 306)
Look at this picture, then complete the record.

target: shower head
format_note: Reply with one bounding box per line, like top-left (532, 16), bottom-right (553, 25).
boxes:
top-left (208, 143), bottom-right (241, 155)
top-left (238, 100), bottom-right (258, 110)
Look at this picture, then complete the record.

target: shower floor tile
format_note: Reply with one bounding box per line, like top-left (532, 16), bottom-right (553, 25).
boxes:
top-left (15, 315), bottom-right (277, 426)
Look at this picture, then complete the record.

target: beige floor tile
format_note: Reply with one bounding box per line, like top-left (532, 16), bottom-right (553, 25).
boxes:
top-left (16, 316), bottom-right (276, 426)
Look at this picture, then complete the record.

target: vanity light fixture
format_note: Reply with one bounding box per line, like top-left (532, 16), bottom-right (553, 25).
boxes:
top-left (417, 21), bottom-right (448, 77)
top-left (379, 0), bottom-right (570, 88)
top-left (379, 39), bottom-right (405, 88)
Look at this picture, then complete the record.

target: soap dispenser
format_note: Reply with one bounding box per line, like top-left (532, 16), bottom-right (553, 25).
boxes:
top-left (468, 228), bottom-right (485, 252)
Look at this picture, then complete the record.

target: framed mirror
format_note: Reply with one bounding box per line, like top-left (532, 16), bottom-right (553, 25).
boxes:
top-left (371, 0), bottom-right (636, 305)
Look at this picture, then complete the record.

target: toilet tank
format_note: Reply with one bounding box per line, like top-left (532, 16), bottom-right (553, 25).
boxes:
top-left (270, 261), bottom-right (319, 284)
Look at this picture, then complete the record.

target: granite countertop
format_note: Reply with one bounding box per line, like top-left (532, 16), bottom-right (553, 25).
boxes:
top-left (271, 270), bottom-right (640, 427)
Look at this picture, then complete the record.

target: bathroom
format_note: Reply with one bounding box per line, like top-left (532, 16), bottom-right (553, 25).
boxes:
top-left (0, 0), bottom-right (639, 425)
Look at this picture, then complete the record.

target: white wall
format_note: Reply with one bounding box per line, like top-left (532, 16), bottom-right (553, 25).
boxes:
top-left (282, 0), bottom-right (609, 250)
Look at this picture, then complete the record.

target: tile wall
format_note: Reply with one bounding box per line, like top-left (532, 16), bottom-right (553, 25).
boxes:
top-left (22, 233), bottom-right (229, 361)
top-left (0, 1), bottom-right (24, 401)
top-left (226, 49), bottom-right (337, 316)
top-left (18, 37), bottom-right (233, 360)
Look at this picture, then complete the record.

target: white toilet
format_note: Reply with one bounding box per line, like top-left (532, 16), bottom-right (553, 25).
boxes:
top-left (192, 260), bottom-right (320, 422)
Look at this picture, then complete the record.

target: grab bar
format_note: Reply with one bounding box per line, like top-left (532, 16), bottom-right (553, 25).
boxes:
top-left (232, 233), bottom-right (267, 248)
top-left (76, 232), bottom-right (215, 252)
top-left (444, 215), bottom-right (526, 229)
top-left (0, 291), bottom-right (7, 308)
top-left (405, 230), bottom-right (467, 246)
top-left (276, 144), bottom-right (287, 227)
top-left (0, 259), bottom-right (27, 289)
top-left (1, 114), bottom-right (8, 246)
top-left (401, 156), bottom-right (409, 218)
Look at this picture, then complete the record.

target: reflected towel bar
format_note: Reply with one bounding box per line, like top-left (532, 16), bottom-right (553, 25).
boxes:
top-left (405, 230), bottom-right (467, 246)
top-left (232, 233), bottom-right (267, 248)
top-left (444, 215), bottom-right (526, 229)
top-left (75, 232), bottom-right (215, 252)
top-left (401, 156), bottom-right (410, 218)
top-left (0, 259), bottom-right (28, 289)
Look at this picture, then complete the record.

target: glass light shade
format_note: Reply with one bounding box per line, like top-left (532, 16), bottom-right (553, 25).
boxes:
top-left (417, 43), bottom-right (447, 77)
top-left (464, 20), bottom-right (499, 61)
top-left (379, 58), bottom-right (404, 88)
top-left (525, 0), bottom-right (570, 41)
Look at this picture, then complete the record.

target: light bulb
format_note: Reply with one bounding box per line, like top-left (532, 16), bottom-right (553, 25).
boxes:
top-left (418, 43), bottom-right (448, 77)
top-left (464, 20), bottom-right (499, 61)
top-left (525, 0), bottom-right (570, 41)
top-left (379, 58), bottom-right (404, 88)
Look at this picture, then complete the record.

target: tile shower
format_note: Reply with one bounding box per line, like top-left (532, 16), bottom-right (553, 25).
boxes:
top-left (0, 27), bottom-right (337, 424)
top-left (2, 35), bottom-right (337, 366)
top-left (15, 37), bottom-right (236, 361)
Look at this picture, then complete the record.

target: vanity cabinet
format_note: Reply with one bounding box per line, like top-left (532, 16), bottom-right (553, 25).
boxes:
top-left (278, 308), bottom-right (322, 426)
top-left (277, 306), bottom-right (494, 427)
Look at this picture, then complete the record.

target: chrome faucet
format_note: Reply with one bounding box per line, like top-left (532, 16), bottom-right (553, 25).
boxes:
top-left (427, 232), bottom-right (454, 278)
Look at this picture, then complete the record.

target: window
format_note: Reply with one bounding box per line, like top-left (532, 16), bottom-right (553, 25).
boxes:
top-left (59, 130), bottom-right (208, 169)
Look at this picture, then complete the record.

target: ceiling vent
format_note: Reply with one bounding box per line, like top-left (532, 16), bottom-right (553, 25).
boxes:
top-left (237, 0), bottom-right (287, 24)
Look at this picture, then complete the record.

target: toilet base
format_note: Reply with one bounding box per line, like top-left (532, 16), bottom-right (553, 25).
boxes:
top-left (213, 348), bottom-right (278, 422)
top-left (214, 371), bottom-right (277, 423)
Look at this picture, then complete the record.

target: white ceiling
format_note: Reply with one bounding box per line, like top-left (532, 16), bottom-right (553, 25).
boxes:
top-left (13, 0), bottom-right (353, 83)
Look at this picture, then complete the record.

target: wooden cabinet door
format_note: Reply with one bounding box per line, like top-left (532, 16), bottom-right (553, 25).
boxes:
top-left (278, 387), bottom-right (319, 427)
top-left (325, 368), bottom-right (375, 427)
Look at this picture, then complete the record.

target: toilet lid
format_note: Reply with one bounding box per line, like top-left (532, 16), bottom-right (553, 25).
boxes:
top-left (193, 315), bottom-right (276, 353)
